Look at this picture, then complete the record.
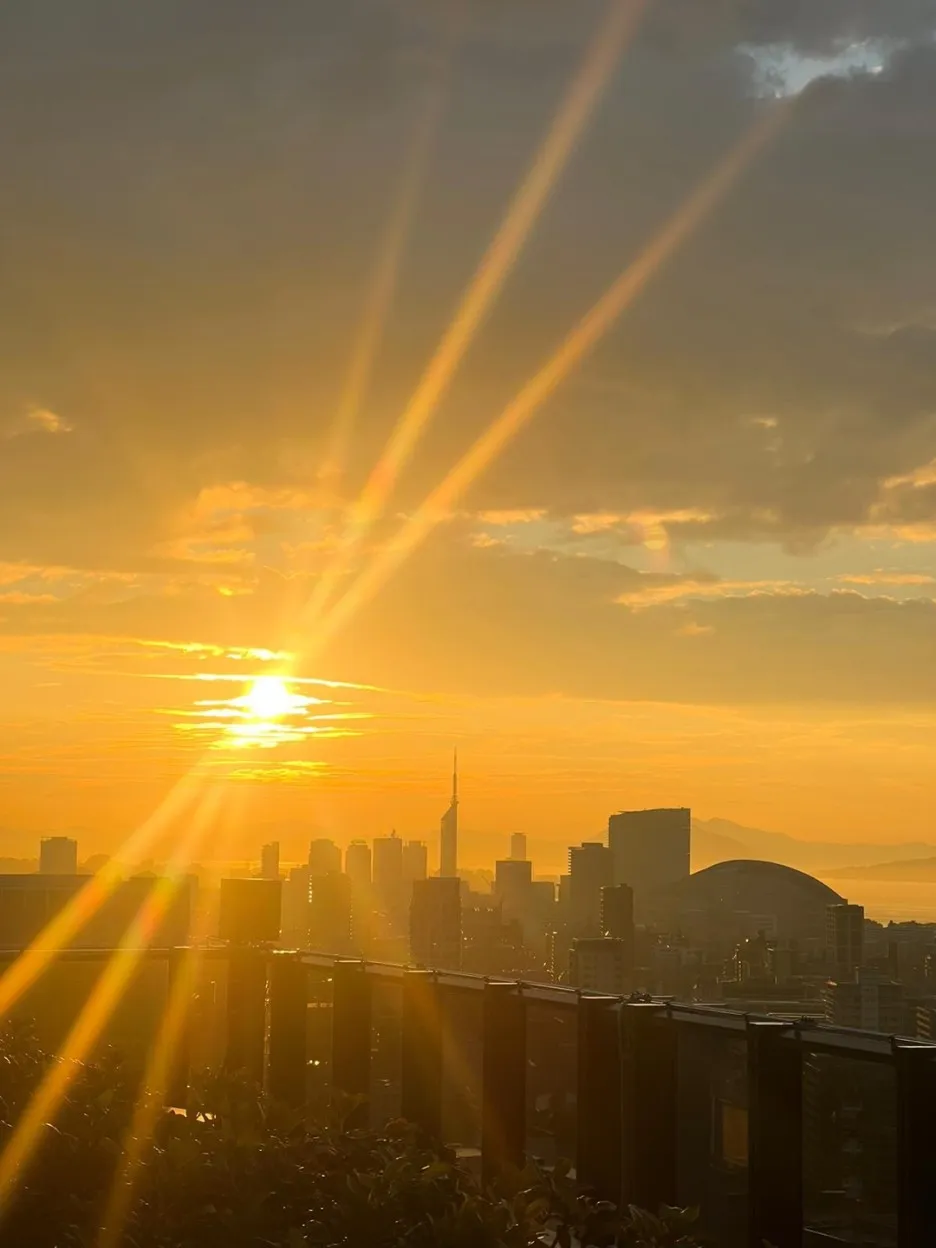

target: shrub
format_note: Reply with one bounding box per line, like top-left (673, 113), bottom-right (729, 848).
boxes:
top-left (0, 1027), bottom-right (704, 1247)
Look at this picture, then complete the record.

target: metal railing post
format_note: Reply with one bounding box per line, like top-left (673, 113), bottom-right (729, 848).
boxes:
top-left (267, 953), bottom-right (307, 1107)
top-left (620, 1002), bottom-right (677, 1211)
top-left (482, 981), bottom-right (526, 1179)
top-left (401, 969), bottom-right (444, 1138)
top-left (896, 1042), bottom-right (936, 1248)
top-left (224, 946), bottom-right (267, 1083)
top-left (332, 960), bottom-right (371, 1124)
top-left (747, 1020), bottom-right (803, 1248)
top-left (577, 995), bottom-right (622, 1203)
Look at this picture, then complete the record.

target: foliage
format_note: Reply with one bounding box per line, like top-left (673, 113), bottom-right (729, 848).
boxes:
top-left (0, 1027), bottom-right (705, 1247)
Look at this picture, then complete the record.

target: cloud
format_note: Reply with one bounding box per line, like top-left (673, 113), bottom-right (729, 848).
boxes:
top-left (838, 571), bottom-right (935, 587)
top-left (616, 577), bottom-right (806, 610)
top-left (3, 407), bottom-right (73, 439)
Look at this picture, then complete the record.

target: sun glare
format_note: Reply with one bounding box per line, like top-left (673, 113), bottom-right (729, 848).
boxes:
top-left (244, 676), bottom-right (296, 721)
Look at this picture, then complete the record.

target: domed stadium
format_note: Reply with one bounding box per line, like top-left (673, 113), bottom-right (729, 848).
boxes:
top-left (647, 859), bottom-right (846, 943)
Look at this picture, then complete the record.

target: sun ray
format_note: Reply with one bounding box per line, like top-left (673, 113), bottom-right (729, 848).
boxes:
top-left (0, 786), bottom-right (224, 1213)
top-left (318, 0), bottom-right (462, 489)
top-left (95, 791), bottom-right (246, 1248)
top-left (302, 0), bottom-right (650, 625)
top-left (0, 775), bottom-right (204, 1021)
top-left (312, 101), bottom-right (793, 651)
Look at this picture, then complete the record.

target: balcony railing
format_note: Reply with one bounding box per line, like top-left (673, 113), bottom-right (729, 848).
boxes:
top-left (4, 946), bottom-right (935, 1248)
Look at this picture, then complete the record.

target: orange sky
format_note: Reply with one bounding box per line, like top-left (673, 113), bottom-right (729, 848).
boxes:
top-left (2, 2), bottom-right (935, 869)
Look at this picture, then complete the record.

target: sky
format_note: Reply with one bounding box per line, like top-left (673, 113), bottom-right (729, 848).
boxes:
top-left (2, 0), bottom-right (936, 870)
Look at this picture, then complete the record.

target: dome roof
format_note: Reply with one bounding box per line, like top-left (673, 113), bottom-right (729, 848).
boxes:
top-left (648, 858), bottom-right (845, 941)
top-left (686, 859), bottom-right (843, 904)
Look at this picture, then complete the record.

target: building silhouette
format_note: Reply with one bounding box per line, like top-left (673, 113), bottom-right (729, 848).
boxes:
top-left (309, 872), bottom-right (353, 953)
top-left (308, 839), bottom-right (341, 877)
top-left (569, 936), bottom-right (632, 994)
top-left (39, 836), bottom-right (78, 875)
top-left (410, 877), bottom-right (461, 970)
top-left (281, 866), bottom-right (311, 945)
top-left (345, 841), bottom-right (372, 891)
top-left (402, 840), bottom-right (428, 885)
top-left (510, 832), bottom-right (527, 861)
top-left (608, 807), bottom-right (690, 905)
top-left (0, 874), bottom-right (194, 950)
top-left (824, 969), bottom-right (905, 1032)
top-left (260, 841), bottom-right (280, 881)
top-left (440, 750), bottom-right (459, 878)
top-left (219, 878), bottom-right (281, 944)
top-left (826, 902), bottom-right (865, 978)
top-left (373, 834), bottom-right (404, 918)
top-left (568, 843), bottom-right (614, 932)
top-left (600, 882), bottom-right (634, 939)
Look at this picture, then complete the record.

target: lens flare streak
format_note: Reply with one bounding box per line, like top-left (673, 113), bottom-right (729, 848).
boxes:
top-left (304, 0), bottom-right (650, 624)
top-left (316, 103), bottom-right (791, 650)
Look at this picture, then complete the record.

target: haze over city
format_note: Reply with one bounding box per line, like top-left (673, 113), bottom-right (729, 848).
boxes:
top-left (4, 5), bottom-right (936, 1247)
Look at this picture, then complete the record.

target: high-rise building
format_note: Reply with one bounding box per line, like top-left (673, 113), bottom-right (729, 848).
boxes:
top-left (345, 841), bottom-right (372, 891)
top-left (826, 903), bottom-right (864, 978)
top-left (569, 937), bottom-right (632, 994)
top-left (495, 859), bottom-right (533, 920)
top-left (440, 750), bottom-right (458, 878)
top-left (600, 883), bottom-right (634, 939)
top-left (308, 872), bottom-right (353, 953)
top-left (608, 808), bottom-right (690, 904)
top-left (0, 874), bottom-right (193, 950)
top-left (261, 841), bottom-right (280, 881)
top-left (39, 837), bottom-right (78, 875)
top-left (218, 878), bottom-right (282, 944)
top-left (281, 866), bottom-right (311, 945)
top-left (510, 832), bottom-right (527, 862)
top-left (824, 970), bottom-right (905, 1033)
top-left (309, 839), bottom-right (341, 878)
top-left (373, 835), bottom-right (404, 916)
top-left (410, 877), bottom-right (462, 970)
top-left (568, 843), bottom-right (614, 932)
top-left (402, 840), bottom-right (428, 884)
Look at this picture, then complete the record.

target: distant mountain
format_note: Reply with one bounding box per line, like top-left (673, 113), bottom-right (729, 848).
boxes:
top-left (823, 857), bottom-right (936, 883)
top-left (693, 818), bottom-right (936, 875)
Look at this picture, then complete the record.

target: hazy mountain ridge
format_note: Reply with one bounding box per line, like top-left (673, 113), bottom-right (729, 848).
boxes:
top-left (692, 818), bottom-right (936, 875)
top-left (823, 857), bottom-right (936, 882)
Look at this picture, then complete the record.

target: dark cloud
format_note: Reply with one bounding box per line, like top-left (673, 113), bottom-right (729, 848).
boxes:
top-left (1, 0), bottom-right (935, 597)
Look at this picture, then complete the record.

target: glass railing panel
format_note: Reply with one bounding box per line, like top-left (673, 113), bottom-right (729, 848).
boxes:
top-left (803, 1052), bottom-right (898, 1247)
top-left (440, 985), bottom-right (484, 1152)
top-left (305, 966), bottom-right (333, 1116)
top-left (676, 1023), bottom-right (749, 1248)
top-left (369, 976), bottom-right (403, 1128)
top-left (525, 997), bottom-right (578, 1168)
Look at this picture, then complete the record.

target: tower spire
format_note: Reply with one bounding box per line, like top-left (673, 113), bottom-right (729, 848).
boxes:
top-left (452, 747), bottom-right (458, 804)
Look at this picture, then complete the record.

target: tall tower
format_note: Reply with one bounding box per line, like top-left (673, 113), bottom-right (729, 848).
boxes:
top-left (440, 749), bottom-right (458, 878)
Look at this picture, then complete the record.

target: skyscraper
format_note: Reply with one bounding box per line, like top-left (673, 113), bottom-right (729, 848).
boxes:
top-left (373, 835), bottom-right (404, 916)
top-left (510, 832), bottom-right (527, 861)
top-left (568, 843), bottom-right (614, 932)
top-left (440, 750), bottom-right (458, 878)
top-left (39, 836), bottom-right (78, 875)
top-left (345, 841), bottom-right (372, 891)
top-left (826, 903), bottom-right (865, 978)
top-left (308, 839), bottom-right (341, 878)
top-left (402, 840), bottom-right (428, 884)
top-left (608, 808), bottom-right (690, 903)
top-left (410, 877), bottom-right (462, 970)
top-left (600, 883), bottom-right (634, 940)
top-left (261, 841), bottom-right (280, 881)
top-left (309, 872), bottom-right (353, 953)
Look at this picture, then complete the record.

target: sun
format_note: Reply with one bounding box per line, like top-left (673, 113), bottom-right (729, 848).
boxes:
top-left (244, 676), bottom-right (296, 721)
